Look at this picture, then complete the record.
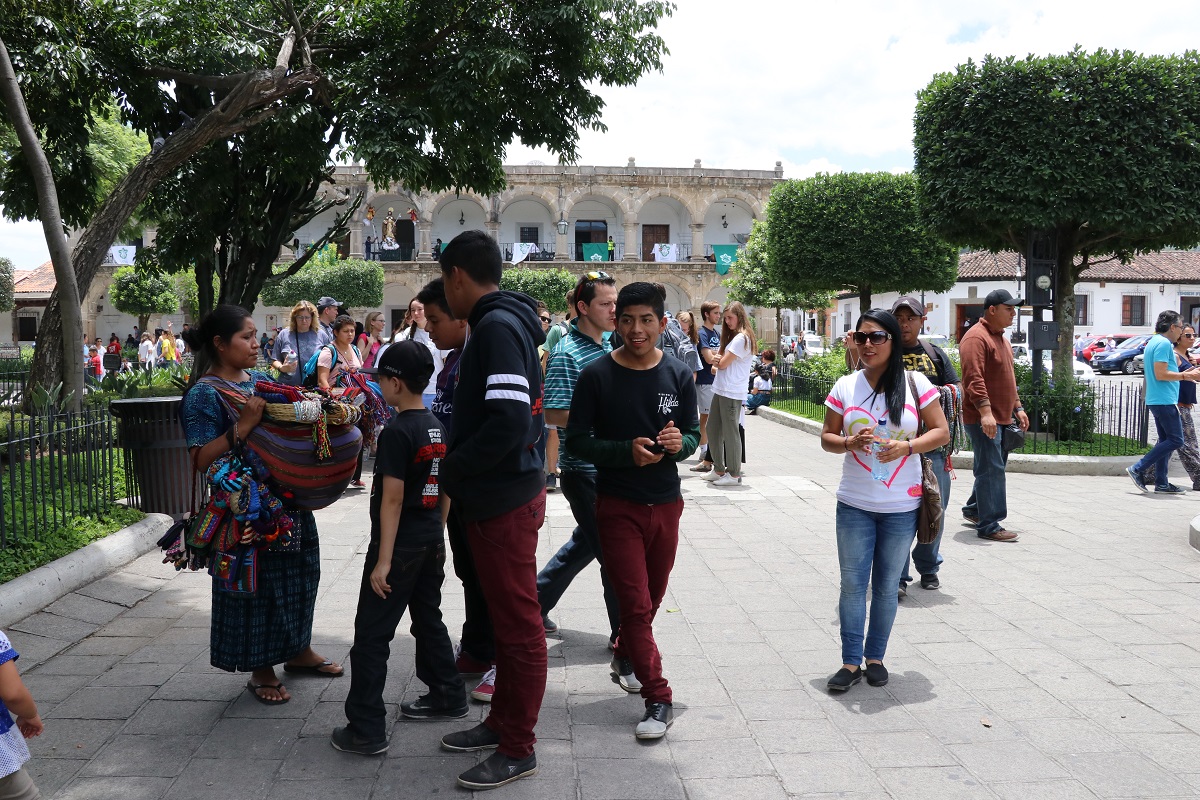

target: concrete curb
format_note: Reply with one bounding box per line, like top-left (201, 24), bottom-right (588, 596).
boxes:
top-left (756, 406), bottom-right (1140, 476)
top-left (0, 513), bottom-right (172, 629)
top-left (1191, 515), bottom-right (1200, 553)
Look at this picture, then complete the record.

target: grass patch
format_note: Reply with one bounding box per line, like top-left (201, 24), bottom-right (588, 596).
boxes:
top-left (0, 504), bottom-right (145, 584)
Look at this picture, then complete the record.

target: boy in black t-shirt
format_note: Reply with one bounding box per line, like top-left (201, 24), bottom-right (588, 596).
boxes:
top-left (332, 341), bottom-right (467, 757)
top-left (566, 282), bottom-right (699, 741)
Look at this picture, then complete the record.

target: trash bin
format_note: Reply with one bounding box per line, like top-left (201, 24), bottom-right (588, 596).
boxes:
top-left (110, 396), bottom-right (200, 519)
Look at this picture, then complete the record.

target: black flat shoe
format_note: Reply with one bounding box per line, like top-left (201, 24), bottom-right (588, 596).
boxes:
top-left (865, 662), bottom-right (889, 687)
top-left (827, 666), bottom-right (862, 692)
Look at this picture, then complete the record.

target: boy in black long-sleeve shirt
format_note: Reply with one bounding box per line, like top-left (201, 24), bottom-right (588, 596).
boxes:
top-left (566, 282), bottom-right (699, 741)
top-left (333, 341), bottom-right (466, 757)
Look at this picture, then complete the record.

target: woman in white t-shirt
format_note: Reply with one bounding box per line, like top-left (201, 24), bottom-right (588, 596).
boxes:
top-left (137, 332), bottom-right (156, 371)
top-left (703, 301), bottom-right (755, 486)
top-left (397, 297), bottom-right (445, 410)
top-left (820, 309), bottom-right (948, 693)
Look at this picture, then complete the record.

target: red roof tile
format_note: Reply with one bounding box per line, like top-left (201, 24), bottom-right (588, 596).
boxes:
top-left (958, 249), bottom-right (1200, 283)
top-left (13, 261), bottom-right (57, 293)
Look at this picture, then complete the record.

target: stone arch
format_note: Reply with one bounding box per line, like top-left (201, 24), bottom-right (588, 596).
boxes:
top-left (498, 189), bottom-right (557, 217)
top-left (429, 190), bottom-right (490, 220)
top-left (562, 186), bottom-right (632, 218)
top-left (700, 189), bottom-right (765, 220)
top-left (656, 279), bottom-right (695, 316)
top-left (704, 284), bottom-right (729, 307)
top-left (633, 187), bottom-right (705, 223)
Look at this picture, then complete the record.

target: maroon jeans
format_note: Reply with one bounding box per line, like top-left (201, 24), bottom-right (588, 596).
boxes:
top-left (466, 490), bottom-right (547, 759)
top-left (595, 493), bottom-right (683, 706)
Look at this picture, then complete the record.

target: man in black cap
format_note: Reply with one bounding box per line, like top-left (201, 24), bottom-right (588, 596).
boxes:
top-left (316, 296), bottom-right (341, 339)
top-left (333, 340), bottom-right (466, 756)
top-left (959, 289), bottom-right (1028, 542)
top-left (891, 297), bottom-right (959, 595)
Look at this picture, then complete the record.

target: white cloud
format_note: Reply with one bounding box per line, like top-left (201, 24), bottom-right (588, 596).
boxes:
top-left (0, 217), bottom-right (50, 270)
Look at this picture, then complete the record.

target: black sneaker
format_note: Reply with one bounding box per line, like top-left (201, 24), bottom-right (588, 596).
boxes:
top-left (456, 751), bottom-right (538, 790)
top-left (542, 614), bottom-right (558, 633)
top-left (827, 666), bottom-right (862, 692)
top-left (1156, 484), bottom-right (1187, 494)
top-left (865, 662), bottom-right (889, 687)
top-left (897, 582), bottom-right (907, 600)
top-left (330, 725), bottom-right (388, 756)
top-left (440, 722), bottom-right (501, 752)
top-left (400, 694), bottom-right (469, 720)
top-left (634, 702), bottom-right (673, 739)
top-left (920, 574), bottom-right (940, 590)
top-left (1127, 466), bottom-right (1148, 492)
top-left (546, 473), bottom-right (558, 492)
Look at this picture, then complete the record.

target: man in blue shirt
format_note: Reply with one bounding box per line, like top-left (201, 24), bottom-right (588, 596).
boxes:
top-left (1128, 310), bottom-right (1200, 494)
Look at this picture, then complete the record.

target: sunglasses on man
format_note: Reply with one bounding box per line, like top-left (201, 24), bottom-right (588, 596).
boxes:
top-left (851, 331), bottom-right (892, 345)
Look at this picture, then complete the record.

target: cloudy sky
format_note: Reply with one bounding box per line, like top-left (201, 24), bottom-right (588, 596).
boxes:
top-left (4, 0), bottom-right (1200, 270)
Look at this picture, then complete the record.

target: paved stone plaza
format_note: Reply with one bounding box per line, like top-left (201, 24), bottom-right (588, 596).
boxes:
top-left (8, 413), bottom-right (1200, 799)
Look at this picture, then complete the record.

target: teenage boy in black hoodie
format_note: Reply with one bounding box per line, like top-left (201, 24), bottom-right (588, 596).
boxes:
top-left (436, 230), bottom-right (547, 790)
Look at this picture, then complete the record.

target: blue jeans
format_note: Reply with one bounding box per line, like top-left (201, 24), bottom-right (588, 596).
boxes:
top-left (1133, 404), bottom-right (1185, 489)
top-left (962, 423), bottom-right (1009, 537)
top-left (536, 471), bottom-right (620, 640)
top-left (745, 393), bottom-right (771, 411)
top-left (901, 450), bottom-right (950, 582)
top-left (835, 502), bottom-right (918, 665)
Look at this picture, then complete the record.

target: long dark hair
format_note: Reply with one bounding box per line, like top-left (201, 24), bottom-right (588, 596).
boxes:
top-left (857, 308), bottom-right (905, 428)
top-left (182, 304), bottom-right (252, 387)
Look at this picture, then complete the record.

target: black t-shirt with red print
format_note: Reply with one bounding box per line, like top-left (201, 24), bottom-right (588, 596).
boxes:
top-left (370, 408), bottom-right (446, 545)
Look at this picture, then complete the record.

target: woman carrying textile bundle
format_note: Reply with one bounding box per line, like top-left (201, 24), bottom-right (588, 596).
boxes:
top-left (181, 305), bottom-right (343, 707)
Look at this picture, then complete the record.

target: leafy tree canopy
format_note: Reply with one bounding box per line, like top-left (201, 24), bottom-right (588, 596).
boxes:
top-left (108, 263), bottom-right (178, 331)
top-left (500, 267), bottom-right (577, 314)
top-left (766, 172), bottom-right (958, 311)
top-left (260, 249), bottom-right (384, 311)
top-left (0, 256), bottom-right (13, 312)
top-left (726, 219), bottom-right (835, 311)
top-left (914, 47), bottom-right (1200, 373)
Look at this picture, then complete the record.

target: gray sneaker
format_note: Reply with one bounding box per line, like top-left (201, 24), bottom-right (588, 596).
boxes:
top-left (611, 656), bottom-right (641, 693)
top-left (1127, 465), bottom-right (1148, 492)
top-left (634, 702), bottom-right (673, 739)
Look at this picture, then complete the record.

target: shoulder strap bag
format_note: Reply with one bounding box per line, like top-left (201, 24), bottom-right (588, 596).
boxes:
top-left (906, 372), bottom-right (943, 545)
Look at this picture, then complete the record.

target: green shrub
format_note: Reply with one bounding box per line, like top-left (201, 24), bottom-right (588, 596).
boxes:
top-left (0, 505), bottom-right (144, 584)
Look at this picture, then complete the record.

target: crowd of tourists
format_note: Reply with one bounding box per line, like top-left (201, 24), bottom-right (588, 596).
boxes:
top-left (4, 235), bottom-right (1097, 797)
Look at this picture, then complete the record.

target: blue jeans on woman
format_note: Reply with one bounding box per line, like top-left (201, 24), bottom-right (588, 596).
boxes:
top-left (835, 502), bottom-right (918, 666)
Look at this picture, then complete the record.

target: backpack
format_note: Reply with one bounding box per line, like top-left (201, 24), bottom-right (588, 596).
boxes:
top-left (659, 316), bottom-right (701, 372)
top-left (301, 344), bottom-right (360, 388)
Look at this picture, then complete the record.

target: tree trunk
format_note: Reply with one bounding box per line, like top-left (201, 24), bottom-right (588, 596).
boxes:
top-left (1052, 229), bottom-right (1081, 383)
top-left (138, 314), bottom-right (150, 334)
top-left (24, 64), bottom-right (322, 392)
top-left (857, 284), bottom-right (872, 317)
top-left (0, 36), bottom-right (83, 411)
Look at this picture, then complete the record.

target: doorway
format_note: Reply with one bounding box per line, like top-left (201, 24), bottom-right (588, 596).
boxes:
top-left (574, 220), bottom-right (608, 262)
top-left (642, 224), bottom-right (669, 261)
top-left (955, 304), bottom-right (985, 341)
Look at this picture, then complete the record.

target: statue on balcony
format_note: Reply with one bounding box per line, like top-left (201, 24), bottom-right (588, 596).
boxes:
top-left (380, 208), bottom-right (399, 251)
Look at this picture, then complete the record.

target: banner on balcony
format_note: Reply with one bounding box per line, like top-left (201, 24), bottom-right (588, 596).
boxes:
top-left (510, 242), bottom-right (537, 265)
top-left (653, 243), bottom-right (678, 262)
top-left (582, 243), bottom-right (608, 262)
top-left (712, 244), bottom-right (740, 275)
top-left (107, 245), bottom-right (137, 265)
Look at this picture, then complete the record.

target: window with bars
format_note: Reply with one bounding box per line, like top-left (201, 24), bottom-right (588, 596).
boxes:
top-left (1122, 295), bottom-right (1147, 327)
top-left (1074, 294), bottom-right (1089, 326)
top-left (519, 226), bottom-right (539, 244)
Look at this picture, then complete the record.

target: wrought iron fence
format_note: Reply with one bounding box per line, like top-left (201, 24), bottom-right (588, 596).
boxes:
top-left (0, 407), bottom-right (121, 552)
top-left (0, 363), bottom-right (28, 401)
top-left (501, 242), bottom-right (560, 262)
top-left (769, 366), bottom-right (1153, 457)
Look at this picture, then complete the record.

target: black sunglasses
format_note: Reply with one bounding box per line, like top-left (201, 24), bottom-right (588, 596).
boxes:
top-left (852, 331), bottom-right (892, 345)
top-left (539, 316), bottom-right (551, 323)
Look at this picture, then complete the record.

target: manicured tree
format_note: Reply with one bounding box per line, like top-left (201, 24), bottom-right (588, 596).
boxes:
top-left (109, 266), bottom-right (179, 334)
top-left (260, 250), bottom-right (385, 312)
top-left (726, 218), bottom-right (836, 344)
top-left (914, 48), bottom-right (1200, 376)
top-left (765, 172), bottom-right (958, 313)
top-left (0, 256), bottom-right (12, 314)
top-left (499, 267), bottom-right (578, 314)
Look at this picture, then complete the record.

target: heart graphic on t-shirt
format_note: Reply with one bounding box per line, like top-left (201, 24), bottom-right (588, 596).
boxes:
top-left (843, 403), bottom-right (916, 487)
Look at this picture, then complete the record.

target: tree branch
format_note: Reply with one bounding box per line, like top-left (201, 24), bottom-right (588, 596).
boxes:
top-left (235, 18), bottom-right (285, 39)
top-left (279, 192), bottom-right (362, 278)
top-left (142, 67), bottom-right (248, 90)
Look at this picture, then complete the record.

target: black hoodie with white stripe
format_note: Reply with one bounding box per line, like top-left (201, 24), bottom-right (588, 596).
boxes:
top-left (441, 290), bottom-right (546, 521)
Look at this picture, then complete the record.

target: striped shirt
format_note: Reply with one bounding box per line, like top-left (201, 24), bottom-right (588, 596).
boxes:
top-left (544, 320), bottom-right (612, 473)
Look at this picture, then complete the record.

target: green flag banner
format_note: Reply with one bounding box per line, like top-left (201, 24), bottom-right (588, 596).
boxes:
top-left (712, 244), bottom-right (740, 275)
top-left (582, 243), bottom-right (608, 262)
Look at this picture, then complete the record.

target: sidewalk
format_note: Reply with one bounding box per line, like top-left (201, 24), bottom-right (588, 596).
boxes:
top-left (8, 414), bottom-right (1200, 799)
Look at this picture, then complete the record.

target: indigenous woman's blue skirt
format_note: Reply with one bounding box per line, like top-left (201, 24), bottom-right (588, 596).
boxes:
top-left (209, 511), bottom-right (319, 672)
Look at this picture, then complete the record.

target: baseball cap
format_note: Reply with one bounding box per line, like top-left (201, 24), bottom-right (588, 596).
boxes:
top-left (984, 289), bottom-right (1022, 308)
top-left (316, 296), bottom-right (341, 311)
top-left (363, 340), bottom-right (434, 384)
top-left (890, 296), bottom-right (926, 317)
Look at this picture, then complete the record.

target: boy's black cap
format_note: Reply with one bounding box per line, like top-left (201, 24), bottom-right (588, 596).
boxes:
top-left (363, 340), bottom-right (434, 384)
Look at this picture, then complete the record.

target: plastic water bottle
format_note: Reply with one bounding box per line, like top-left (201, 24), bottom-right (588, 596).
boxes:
top-left (870, 440), bottom-right (889, 481)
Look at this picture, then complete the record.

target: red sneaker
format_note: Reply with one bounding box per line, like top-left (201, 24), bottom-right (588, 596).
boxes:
top-left (455, 644), bottom-right (490, 676)
top-left (470, 667), bottom-right (496, 703)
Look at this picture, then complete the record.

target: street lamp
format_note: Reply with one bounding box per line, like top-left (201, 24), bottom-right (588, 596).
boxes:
top-left (556, 213), bottom-right (569, 236)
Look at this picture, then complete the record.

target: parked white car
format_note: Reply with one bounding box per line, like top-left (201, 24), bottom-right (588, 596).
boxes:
top-left (801, 333), bottom-right (825, 357)
top-left (1013, 346), bottom-right (1096, 383)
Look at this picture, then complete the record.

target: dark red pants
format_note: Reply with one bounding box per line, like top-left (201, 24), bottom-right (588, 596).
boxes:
top-left (595, 493), bottom-right (683, 706)
top-left (466, 490), bottom-right (547, 759)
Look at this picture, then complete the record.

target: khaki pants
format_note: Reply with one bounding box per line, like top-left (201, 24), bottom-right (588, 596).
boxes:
top-left (0, 767), bottom-right (41, 800)
top-left (706, 394), bottom-right (743, 477)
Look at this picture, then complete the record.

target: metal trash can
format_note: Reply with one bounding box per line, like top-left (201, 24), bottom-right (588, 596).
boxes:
top-left (110, 396), bottom-right (200, 519)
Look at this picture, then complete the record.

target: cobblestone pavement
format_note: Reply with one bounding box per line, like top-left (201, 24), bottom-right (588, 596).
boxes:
top-left (10, 413), bottom-right (1200, 799)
